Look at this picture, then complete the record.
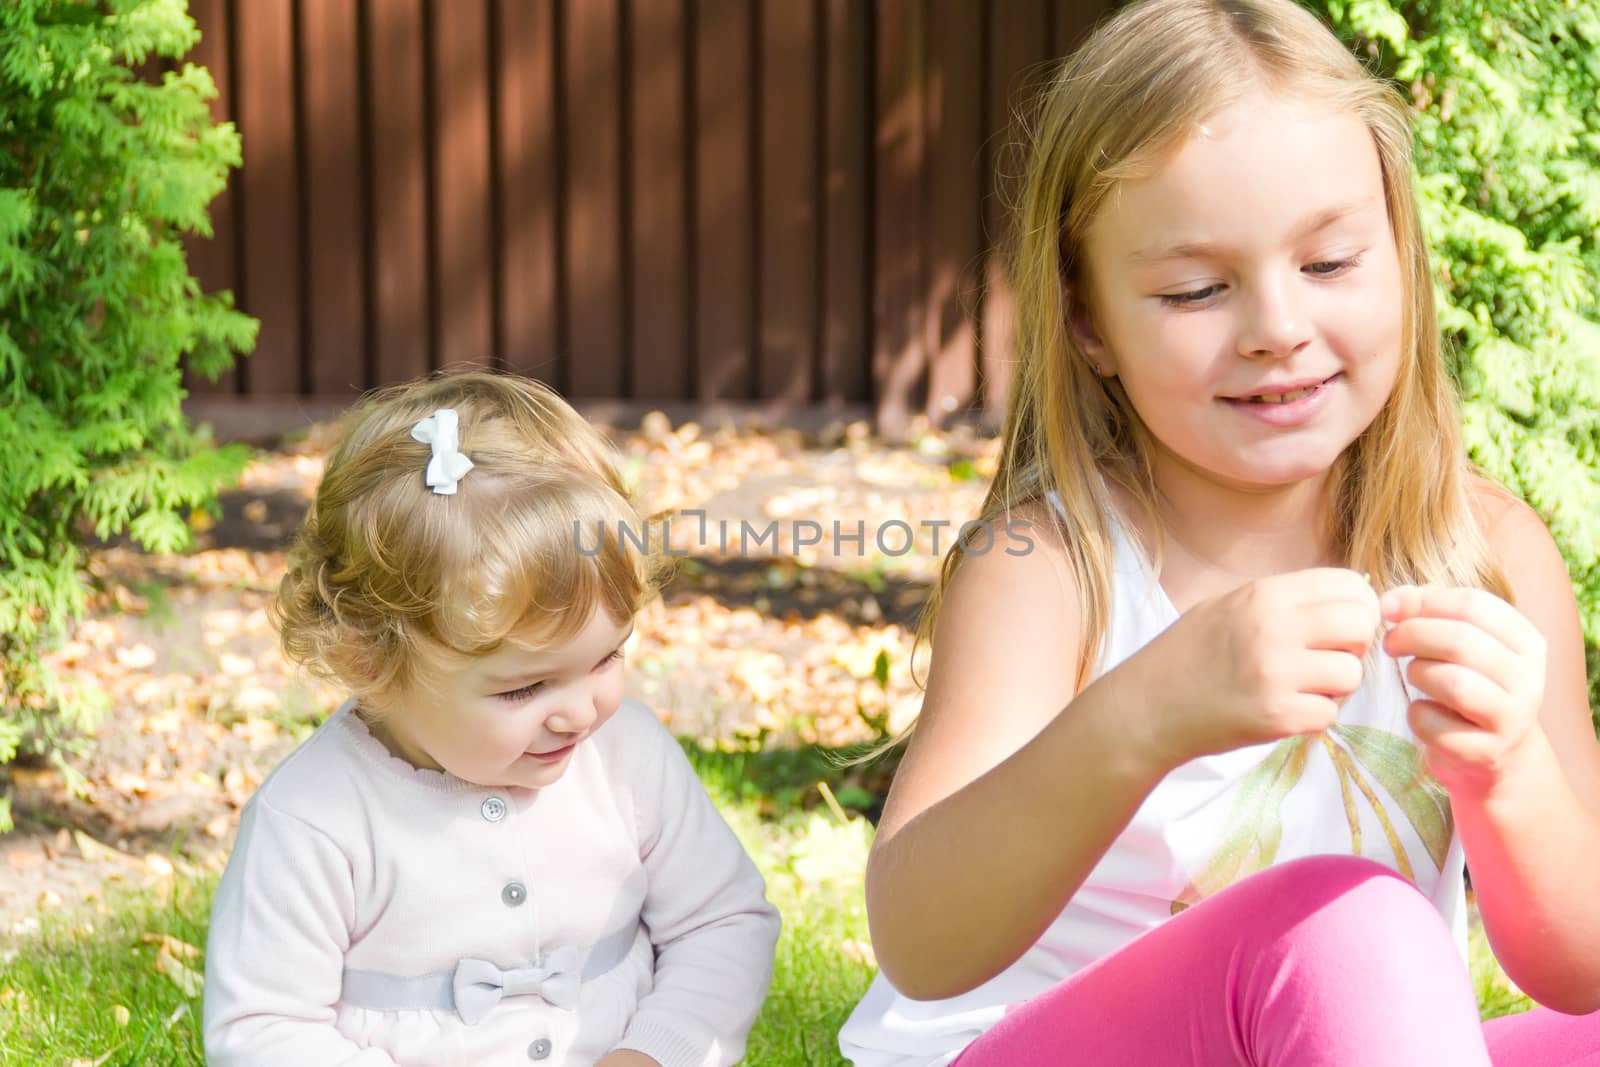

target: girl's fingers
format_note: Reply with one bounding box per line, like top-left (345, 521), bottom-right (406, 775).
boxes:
top-left (1285, 567), bottom-right (1381, 606)
top-left (1403, 658), bottom-right (1505, 729)
top-left (1278, 690), bottom-right (1344, 735)
top-left (1407, 699), bottom-right (1494, 765)
top-left (1382, 616), bottom-right (1519, 688)
top-left (1380, 585), bottom-right (1543, 659)
top-left (1295, 648), bottom-right (1366, 699)
top-left (1298, 595), bottom-right (1382, 657)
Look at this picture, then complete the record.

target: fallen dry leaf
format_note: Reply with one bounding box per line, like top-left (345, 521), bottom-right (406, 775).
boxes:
top-left (231, 717), bottom-right (280, 748)
top-left (5, 847), bottom-right (44, 872)
top-left (63, 1049), bottom-right (119, 1067)
top-left (106, 771), bottom-right (150, 796)
top-left (73, 831), bottom-right (141, 868)
top-left (7, 766), bottom-right (56, 792)
top-left (141, 708), bottom-right (186, 734)
top-left (221, 765), bottom-right (253, 806)
top-left (840, 938), bottom-right (877, 967)
top-left (155, 947), bottom-right (204, 997)
top-left (45, 640), bottom-right (92, 666)
top-left (141, 933), bottom-right (202, 961)
top-left (42, 828), bottom-right (70, 861)
top-left (114, 644), bottom-right (157, 670)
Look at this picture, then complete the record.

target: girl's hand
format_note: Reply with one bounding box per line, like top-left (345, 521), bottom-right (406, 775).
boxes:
top-left (1135, 567), bottom-right (1381, 767)
top-left (595, 1051), bottom-right (663, 1067)
top-left (1380, 584), bottom-right (1548, 797)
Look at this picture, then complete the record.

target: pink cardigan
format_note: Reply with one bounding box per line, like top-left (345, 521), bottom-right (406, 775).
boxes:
top-left (204, 699), bottom-right (780, 1066)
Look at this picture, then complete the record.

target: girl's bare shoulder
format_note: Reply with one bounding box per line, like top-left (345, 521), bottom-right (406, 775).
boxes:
top-left (937, 498), bottom-right (1078, 621)
top-left (1465, 473), bottom-right (1555, 568)
top-left (876, 502), bottom-right (1083, 840)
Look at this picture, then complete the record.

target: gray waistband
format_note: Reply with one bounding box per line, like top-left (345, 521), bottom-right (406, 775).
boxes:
top-left (339, 922), bottom-right (640, 1018)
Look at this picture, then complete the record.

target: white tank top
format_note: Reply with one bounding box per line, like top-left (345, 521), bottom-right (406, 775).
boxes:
top-left (838, 499), bottom-right (1469, 1066)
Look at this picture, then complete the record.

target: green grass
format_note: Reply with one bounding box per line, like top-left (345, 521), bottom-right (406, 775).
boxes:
top-left (1470, 922), bottom-right (1538, 1024)
top-left (0, 877), bottom-right (211, 1064)
top-left (0, 753), bottom-right (1533, 1066)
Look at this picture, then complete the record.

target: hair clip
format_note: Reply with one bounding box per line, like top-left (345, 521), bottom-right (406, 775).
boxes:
top-left (410, 408), bottom-right (475, 495)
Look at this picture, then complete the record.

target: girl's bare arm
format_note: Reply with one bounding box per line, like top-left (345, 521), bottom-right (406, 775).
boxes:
top-left (864, 509), bottom-right (1173, 1000)
top-left (1428, 489), bottom-right (1600, 1014)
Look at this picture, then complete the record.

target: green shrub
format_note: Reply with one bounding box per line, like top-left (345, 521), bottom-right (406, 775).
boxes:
top-left (1311, 0), bottom-right (1600, 724)
top-left (0, 0), bottom-right (256, 828)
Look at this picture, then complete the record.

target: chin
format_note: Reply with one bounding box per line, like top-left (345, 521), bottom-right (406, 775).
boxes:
top-left (1243, 463), bottom-right (1337, 487)
top-left (518, 760), bottom-right (573, 787)
top-left (1225, 444), bottom-right (1354, 486)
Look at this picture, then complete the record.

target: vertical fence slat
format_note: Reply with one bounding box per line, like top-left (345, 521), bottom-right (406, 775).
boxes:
top-left (873, 0), bottom-right (927, 437)
top-left (629, 0), bottom-right (689, 401)
top-left (758, 0), bottom-right (817, 405)
top-left (821, 0), bottom-right (870, 406)
top-left (1052, 0), bottom-right (1103, 58)
top-left (302, 0), bottom-right (366, 395)
top-left (368, 0), bottom-right (431, 387)
top-left (234, 0), bottom-right (302, 395)
top-left (430, 0), bottom-right (495, 371)
top-left (981, 0), bottom-right (1051, 421)
top-left (562, 0), bottom-right (625, 396)
top-left (924, 0), bottom-right (983, 424)
top-left (497, 0), bottom-right (559, 383)
top-left (184, 0), bottom-right (238, 396)
top-left (694, 0), bottom-right (753, 401)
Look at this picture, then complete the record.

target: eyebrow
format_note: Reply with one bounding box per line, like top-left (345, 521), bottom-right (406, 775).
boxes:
top-left (1127, 199), bottom-right (1377, 264)
top-left (485, 626), bottom-right (635, 686)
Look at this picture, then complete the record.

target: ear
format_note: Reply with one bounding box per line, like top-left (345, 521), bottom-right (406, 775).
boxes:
top-left (1062, 281), bottom-right (1114, 377)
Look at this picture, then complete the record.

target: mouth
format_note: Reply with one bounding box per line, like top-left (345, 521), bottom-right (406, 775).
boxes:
top-left (1226, 374), bottom-right (1340, 404)
top-left (525, 742), bottom-right (576, 763)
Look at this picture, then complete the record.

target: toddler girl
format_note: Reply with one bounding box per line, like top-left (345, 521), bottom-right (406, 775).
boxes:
top-left (204, 371), bottom-right (780, 1066)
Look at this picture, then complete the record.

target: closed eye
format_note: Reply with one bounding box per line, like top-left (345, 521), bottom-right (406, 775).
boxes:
top-left (1159, 284), bottom-right (1224, 308)
top-left (495, 680), bottom-right (545, 703)
top-left (1158, 253), bottom-right (1365, 309)
top-left (1305, 253), bottom-right (1363, 278)
top-left (492, 649), bottom-right (625, 704)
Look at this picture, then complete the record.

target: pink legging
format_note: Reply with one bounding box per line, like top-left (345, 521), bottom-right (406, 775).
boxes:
top-left (953, 855), bottom-right (1600, 1065)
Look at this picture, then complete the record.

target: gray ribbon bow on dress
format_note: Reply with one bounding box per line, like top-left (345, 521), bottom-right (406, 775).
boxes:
top-left (339, 924), bottom-right (638, 1026)
top-left (451, 945), bottom-right (584, 1024)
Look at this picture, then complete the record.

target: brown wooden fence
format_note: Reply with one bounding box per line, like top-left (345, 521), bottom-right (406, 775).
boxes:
top-left (180, 0), bottom-right (1112, 434)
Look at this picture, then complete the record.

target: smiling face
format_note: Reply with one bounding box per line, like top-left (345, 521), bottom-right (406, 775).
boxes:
top-left (363, 605), bottom-right (635, 790)
top-left (1071, 88), bottom-right (1405, 493)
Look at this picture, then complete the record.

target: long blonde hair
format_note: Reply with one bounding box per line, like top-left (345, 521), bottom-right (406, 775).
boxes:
top-left (924, 0), bottom-right (1507, 696)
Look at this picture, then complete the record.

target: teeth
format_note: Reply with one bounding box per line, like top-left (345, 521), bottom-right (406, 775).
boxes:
top-left (1248, 384), bottom-right (1318, 404)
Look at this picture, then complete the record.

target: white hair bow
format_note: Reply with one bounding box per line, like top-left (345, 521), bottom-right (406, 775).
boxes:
top-left (410, 408), bottom-right (475, 495)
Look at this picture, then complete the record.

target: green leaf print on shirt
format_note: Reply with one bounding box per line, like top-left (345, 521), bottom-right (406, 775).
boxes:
top-left (1169, 727), bottom-right (1453, 915)
top-left (1169, 736), bottom-right (1312, 914)
top-left (1332, 724), bottom-right (1453, 870)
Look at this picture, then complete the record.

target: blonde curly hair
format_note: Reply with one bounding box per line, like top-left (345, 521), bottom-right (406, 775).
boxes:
top-left (274, 371), bottom-right (661, 704)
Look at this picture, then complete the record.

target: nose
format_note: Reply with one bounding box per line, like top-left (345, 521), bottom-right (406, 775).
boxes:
top-left (545, 689), bottom-right (598, 736)
top-left (1237, 272), bottom-right (1313, 359)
